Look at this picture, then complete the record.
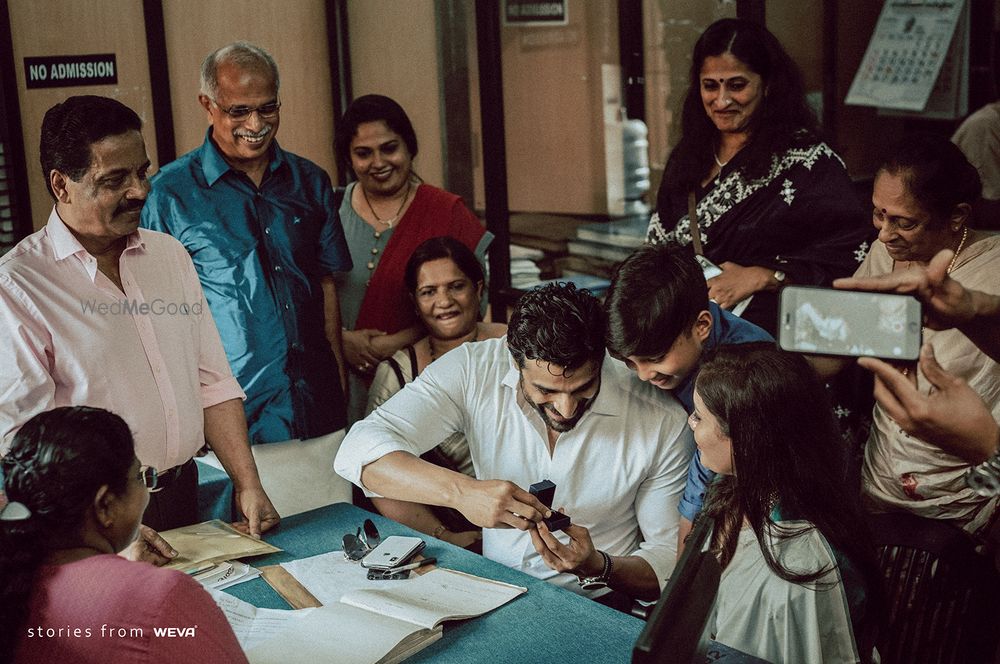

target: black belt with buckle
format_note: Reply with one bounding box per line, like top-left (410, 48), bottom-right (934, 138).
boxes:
top-left (152, 458), bottom-right (194, 493)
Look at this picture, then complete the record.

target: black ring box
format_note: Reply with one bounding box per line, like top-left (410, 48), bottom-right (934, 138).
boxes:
top-left (529, 479), bottom-right (571, 531)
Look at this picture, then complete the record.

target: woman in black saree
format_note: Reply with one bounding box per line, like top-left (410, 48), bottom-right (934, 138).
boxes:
top-left (647, 18), bottom-right (872, 336)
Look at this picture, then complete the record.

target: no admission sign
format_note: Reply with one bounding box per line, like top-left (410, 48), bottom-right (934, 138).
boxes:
top-left (24, 54), bottom-right (118, 89)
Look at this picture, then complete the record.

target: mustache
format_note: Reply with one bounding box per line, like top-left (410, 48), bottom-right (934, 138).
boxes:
top-left (114, 198), bottom-right (145, 216)
top-left (234, 125), bottom-right (272, 139)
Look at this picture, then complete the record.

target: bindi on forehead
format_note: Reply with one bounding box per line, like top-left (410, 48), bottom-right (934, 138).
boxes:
top-left (701, 73), bottom-right (753, 83)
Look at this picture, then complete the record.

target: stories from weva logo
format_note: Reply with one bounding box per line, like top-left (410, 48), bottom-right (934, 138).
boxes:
top-left (25, 624), bottom-right (198, 638)
top-left (152, 626), bottom-right (199, 638)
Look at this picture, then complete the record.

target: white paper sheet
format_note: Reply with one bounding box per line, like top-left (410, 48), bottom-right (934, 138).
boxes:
top-left (341, 568), bottom-right (526, 630)
top-left (279, 550), bottom-right (373, 604)
top-left (194, 561), bottom-right (261, 591)
top-left (245, 604), bottom-right (441, 664)
top-left (209, 589), bottom-right (314, 651)
top-left (209, 588), bottom-right (441, 664)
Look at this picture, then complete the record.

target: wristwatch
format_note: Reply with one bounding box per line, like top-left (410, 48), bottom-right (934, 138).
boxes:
top-left (578, 551), bottom-right (613, 590)
top-left (967, 448), bottom-right (1000, 497)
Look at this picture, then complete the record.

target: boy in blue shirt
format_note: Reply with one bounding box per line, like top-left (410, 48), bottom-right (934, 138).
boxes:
top-left (605, 243), bottom-right (772, 551)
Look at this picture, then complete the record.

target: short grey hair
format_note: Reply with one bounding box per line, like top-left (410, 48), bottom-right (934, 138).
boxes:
top-left (200, 42), bottom-right (280, 101)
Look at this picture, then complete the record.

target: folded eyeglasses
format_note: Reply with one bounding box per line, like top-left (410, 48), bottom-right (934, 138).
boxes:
top-left (343, 519), bottom-right (381, 562)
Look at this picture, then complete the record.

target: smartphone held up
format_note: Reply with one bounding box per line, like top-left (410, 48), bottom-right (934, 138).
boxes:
top-left (778, 286), bottom-right (922, 361)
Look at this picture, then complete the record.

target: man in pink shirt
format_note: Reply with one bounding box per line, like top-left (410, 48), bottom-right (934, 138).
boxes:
top-left (0, 95), bottom-right (278, 542)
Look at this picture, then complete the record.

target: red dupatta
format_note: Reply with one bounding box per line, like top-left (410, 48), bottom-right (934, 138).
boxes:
top-left (354, 184), bottom-right (487, 334)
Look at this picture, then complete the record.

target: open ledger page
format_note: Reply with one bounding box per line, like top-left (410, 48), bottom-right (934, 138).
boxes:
top-left (339, 568), bottom-right (527, 630)
top-left (211, 559), bottom-right (525, 662)
top-left (245, 604), bottom-right (441, 664)
top-left (210, 589), bottom-right (441, 664)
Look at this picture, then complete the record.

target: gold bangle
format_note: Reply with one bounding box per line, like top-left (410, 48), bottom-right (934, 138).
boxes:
top-left (431, 524), bottom-right (448, 539)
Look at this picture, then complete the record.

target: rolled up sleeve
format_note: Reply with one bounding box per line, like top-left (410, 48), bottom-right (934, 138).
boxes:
top-left (335, 345), bottom-right (471, 496)
top-left (183, 255), bottom-right (245, 409)
top-left (319, 182), bottom-right (353, 274)
top-left (677, 451), bottom-right (715, 522)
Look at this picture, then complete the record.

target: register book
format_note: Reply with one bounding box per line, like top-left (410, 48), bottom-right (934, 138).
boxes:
top-left (213, 565), bottom-right (526, 664)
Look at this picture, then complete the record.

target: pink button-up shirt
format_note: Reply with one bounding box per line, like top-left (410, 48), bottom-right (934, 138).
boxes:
top-left (0, 208), bottom-right (244, 470)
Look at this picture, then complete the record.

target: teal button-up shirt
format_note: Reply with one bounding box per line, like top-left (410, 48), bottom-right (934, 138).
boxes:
top-left (142, 129), bottom-right (351, 443)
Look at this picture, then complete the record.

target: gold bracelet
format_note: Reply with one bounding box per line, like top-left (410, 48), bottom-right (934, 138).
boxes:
top-left (431, 524), bottom-right (448, 539)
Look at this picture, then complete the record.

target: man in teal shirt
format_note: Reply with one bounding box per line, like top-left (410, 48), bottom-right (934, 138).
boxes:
top-left (142, 42), bottom-right (351, 516)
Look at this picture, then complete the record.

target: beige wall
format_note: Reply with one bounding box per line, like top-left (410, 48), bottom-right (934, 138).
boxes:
top-left (9, 0), bottom-right (158, 230)
top-left (162, 0), bottom-right (337, 181)
top-left (346, 0), bottom-right (445, 190)
top-left (498, 0), bottom-right (619, 214)
top-left (7, 1), bottom-right (895, 230)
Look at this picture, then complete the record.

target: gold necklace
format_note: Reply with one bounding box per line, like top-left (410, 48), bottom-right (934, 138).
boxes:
top-left (429, 328), bottom-right (478, 363)
top-left (915, 226), bottom-right (971, 337)
top-left (946, 226), bottom-right (969, 274)
top-left (363, 179), bottom-right (411, 228)
top-left (362, 180), bottom-right (413, 284)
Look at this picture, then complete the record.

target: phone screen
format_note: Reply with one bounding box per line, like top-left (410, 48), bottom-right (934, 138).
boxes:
top-left (778, 286), bottom-right (922, 360)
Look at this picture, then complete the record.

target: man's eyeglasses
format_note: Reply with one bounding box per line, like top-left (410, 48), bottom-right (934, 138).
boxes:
top-left (213, 100), bottom-right (281, 121)
top-left (138, 465), bottom-right (159, 491)
top-left (343, 519), bottom-right (381, 561)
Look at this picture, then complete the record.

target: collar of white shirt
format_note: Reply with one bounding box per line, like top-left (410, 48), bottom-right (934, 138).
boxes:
top-left (500, 350), bottom-right (625, 421)
top-left (47, 206), bottom-right (147, 265)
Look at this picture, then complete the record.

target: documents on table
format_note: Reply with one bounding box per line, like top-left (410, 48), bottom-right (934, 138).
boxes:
top-left (160, 519), bottom-right (281, 572)
top-left (279, 550), bottom-right (373, 603)
top-left (210, 590), bottom-right (308, 653)
top-left (213, 555), bottom-right (527, 664)
top-left (339, 568), bottom-right (527, 630)
top-left (192, 561), bottom-right (260, 591)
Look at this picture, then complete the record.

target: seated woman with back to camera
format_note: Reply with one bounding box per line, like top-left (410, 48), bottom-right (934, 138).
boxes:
top-left (693, 344), bottom-right (880, 663)
top-left (366, 236), bottom-right (505, 549)
top-left (853, 133), bottom-right (1000, 539)
top-left (1, 407), bottom-right (246, 664)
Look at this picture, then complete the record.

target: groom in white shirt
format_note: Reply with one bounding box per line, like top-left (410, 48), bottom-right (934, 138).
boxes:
top-left (335, 283), bottom-right (692, 601)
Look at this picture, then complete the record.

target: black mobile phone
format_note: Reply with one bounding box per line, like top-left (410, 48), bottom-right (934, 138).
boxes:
top-left (777, 286), bottom-right (922, 361)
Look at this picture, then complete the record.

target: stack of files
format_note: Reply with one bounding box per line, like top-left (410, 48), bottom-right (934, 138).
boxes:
top-left (510, 243), bottom-right (543, 289)
top-left (567, 215), bottom-right (649, 264)
top-left (211, 552), bottom-right (526, 664)
top-left (575, 215), bottom-right (648, 249)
